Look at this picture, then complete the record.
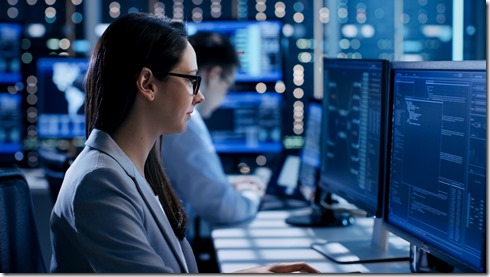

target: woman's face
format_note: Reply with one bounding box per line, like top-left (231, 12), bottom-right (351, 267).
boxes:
top-left (154, 41), bottom-right (204, 134)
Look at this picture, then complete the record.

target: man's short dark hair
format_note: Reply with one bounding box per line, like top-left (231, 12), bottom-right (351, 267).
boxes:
top-left (188, 31), bottom-right (240, 75)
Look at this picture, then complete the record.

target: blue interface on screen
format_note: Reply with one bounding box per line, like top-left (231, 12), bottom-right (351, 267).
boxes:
top-left (186, 20), bottom-right (283, 83)
top-left (0, 23), bottom-right (22, 84)
top-left (387, 66), bottom-right (486, 272)
top-left (36, 58), bottom-right (88, 139)
top-left (0, 92), bottom-right (22, 155)
top-left (320, 59), bottom-right (387, 215)
top-left (204, 92), bottom-right (283, 153)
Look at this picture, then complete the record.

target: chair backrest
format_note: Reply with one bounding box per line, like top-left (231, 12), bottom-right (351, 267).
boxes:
top-left (0, 166), bottom-right (47, 273)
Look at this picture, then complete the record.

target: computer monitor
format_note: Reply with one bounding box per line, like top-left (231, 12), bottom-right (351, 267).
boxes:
top-left (203, 91), bottom-right (282, 154)
top-left (297, 98), bottom-right (323, 203)
top-left (0, 92), bottom-right (23, 164)
top-left (186, 20), bottom-right (283, 83)
top-left (311, 58), bottom-right (409, 263)
top-left (0, 22), bottom-right (23, 84)
top-left (285, 98), bottom-right (352, 226)
top-left (384, 60), bottom-right (486, 273)
top-left (36, 57), bottom-right (88, 139)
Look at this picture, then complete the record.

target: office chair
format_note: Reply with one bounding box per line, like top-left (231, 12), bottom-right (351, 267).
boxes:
top-left (0, 166), bottom-right (47, 273)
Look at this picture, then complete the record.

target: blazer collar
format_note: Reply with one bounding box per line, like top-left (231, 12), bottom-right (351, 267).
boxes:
top-left (85, 129), bottom-right (137, 179)
top-left (85, 129), bottom-right (189, 272)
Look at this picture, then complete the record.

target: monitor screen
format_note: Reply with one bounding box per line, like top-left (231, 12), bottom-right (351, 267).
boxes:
top-left (385, 61), bottom-right (486, 272)
top-left (36, 57), bottom-right (88, 139)
top-left (311, 58), bottom-right (409, 264)
top-left (0, 92), bottom-right (23, 162)
top-left (0, 22), bottom-right (22, 84)
top-left (297, 99), bottom-right (323, 202)
top-left (186, 20), bottom-right (283, 82)
top-left (319, 58), bottom-right (389, 217)
top-left (203, 91), bottom-right (282, 154)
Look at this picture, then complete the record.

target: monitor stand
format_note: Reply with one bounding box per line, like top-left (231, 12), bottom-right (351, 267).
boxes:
top-left (285, 192), bottom-right (354, 227)
top-left (409, 244), bottom-right (454, 273)
top-left (311, 217), bottom-right (410, 263)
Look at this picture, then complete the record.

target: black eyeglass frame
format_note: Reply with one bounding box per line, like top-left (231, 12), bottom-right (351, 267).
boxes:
top-left (167, 72), bottom-right (202, 95)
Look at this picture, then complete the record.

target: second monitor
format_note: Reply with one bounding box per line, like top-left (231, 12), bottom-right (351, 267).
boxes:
top-left (311, 58), bottom-right (409, 264)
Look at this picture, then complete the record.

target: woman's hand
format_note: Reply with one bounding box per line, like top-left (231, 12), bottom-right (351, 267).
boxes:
top-left (232, 262), bottom-right (321, 273)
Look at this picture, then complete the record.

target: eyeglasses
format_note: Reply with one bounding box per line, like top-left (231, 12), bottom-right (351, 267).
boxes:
top-left (167, 72), bottom-right (202, 95)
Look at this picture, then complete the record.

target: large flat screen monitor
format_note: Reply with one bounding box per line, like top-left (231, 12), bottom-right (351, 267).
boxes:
top-left (311, 58), bottom-right (409, 264)
top-left (385, 60), bottom-right (486, 273)
top-left (0, 22), bottom-right (23, 84)
top-left (36, 57), bottom-right (88, 139)
top-left (0, 92), bottom-right (23, 164)
top-left (186, 20), bottom-right (283, 83)
top-left (203, 91), bottom-right (282, 154)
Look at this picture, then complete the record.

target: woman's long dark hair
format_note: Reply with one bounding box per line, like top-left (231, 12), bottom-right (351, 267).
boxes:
top-left (84, 13), bottom-right (188, 240)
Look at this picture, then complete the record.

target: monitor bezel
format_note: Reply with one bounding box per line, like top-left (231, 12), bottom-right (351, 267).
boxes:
top-left (318, 57), bottom-right (391, 218)
top-left (383, 60), bottom-right (487, 273)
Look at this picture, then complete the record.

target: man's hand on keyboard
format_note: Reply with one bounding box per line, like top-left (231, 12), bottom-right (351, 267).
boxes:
top-left (228, 175), bottom-right (266, 197)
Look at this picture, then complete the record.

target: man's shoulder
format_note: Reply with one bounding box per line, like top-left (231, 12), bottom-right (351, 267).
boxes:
top-left (163, 114), bottom-right (210, 152)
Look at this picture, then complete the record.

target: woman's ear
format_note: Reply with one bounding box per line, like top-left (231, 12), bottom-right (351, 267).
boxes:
top-left (136, 67), bottom-right (156, 101)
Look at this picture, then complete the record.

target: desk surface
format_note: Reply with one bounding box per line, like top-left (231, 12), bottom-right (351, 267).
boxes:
top-left (211, 208), bottom-right (412, 273)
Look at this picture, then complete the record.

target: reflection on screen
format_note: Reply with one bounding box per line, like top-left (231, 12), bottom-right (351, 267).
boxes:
top-left (37, 58), bottom-right (88, 139)
top-left (204, 92), bottom-right (282, 153)
top-left (387, 62), bottom-right (486, 272)
top-left (187, 20), bottom-right (283, 82)
top-left (0, 22), bottom-right (22, 84)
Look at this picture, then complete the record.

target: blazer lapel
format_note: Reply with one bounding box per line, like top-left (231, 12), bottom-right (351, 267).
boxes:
top-left (131, 173), bottom-right (189, 273)
top-left (86, 130), bottom-right (189, 272)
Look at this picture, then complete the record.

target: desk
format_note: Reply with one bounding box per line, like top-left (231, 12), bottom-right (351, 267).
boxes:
top-left (211, 208), bottom-right (412, 273)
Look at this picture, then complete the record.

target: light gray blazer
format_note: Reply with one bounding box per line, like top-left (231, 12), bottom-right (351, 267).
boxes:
top-left (50, 129), bottom-right (198, 273)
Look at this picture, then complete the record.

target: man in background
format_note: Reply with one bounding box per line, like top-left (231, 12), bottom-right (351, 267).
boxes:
top-left (161, 31), bottom-right (266, 272)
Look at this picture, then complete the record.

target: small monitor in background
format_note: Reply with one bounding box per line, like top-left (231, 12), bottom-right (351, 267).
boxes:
top-left (311, 58), bottom-right (409, 264)
top-left (36, 57), bottom-right (88, 139)
top-left (0, 92), bottom-right (23, 164)
top-left (0, 22), bottom-right (23, 84)
top-left (285, 98), bottom-right (353, 227)
top-left (385, 60), bottom-right (486, 273)
top-left (186, 20), bottom-right (283, 83)
top-left (204, 91), bottom-right (283, 154)
top-left (297, 99), bottom-right (323, 203)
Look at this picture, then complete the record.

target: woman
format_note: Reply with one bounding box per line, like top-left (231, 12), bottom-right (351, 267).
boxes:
top-left (49, 13), bottom-right (319, 273)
